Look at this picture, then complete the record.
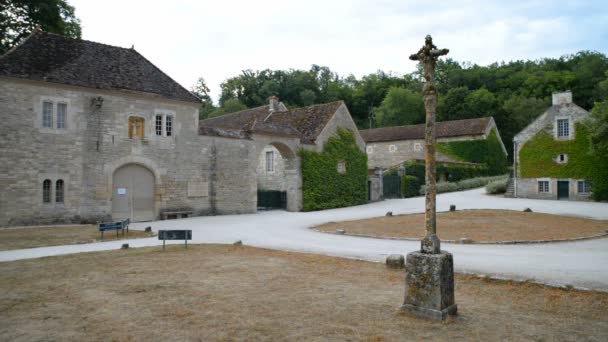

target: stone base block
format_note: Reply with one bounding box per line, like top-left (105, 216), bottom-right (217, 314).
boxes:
top-left (401, 251), bottom-right (457, 320)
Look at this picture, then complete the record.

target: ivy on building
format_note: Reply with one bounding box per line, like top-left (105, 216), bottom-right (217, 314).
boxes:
top-left (519, 122), bottom-right (608, 200)
top-left (436, 129), bottom-right (509, 175)
top-left (300, 128), bottom-right (368, 210)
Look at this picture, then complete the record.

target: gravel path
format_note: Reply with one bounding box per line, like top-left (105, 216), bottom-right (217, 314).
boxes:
top-left (2, 188), bottom-right (608, 291)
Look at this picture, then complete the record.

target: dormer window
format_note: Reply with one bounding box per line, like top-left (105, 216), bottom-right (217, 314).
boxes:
top-left (557, 119), bottom-right (570, 138)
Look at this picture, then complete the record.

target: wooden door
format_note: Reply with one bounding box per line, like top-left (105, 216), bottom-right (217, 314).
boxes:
top-left (112, 164), bottom-right (155, 221)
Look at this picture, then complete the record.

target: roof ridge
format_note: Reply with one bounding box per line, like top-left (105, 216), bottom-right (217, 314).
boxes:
top-left (200, 104), bottom-right (268, 124)
top-left (362, 116), bottom-right (492, 133)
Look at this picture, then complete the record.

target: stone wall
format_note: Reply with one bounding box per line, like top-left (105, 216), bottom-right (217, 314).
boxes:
top-left (0, 78), bottom-right (218, 226)
top-left (366, 137), bottom-right (469, 169)
top-left (313, 103), bottom-right (365, 153)
top-left (515, 178), bottom-right (591, 201)
top-left (256, 145), bottom-right (287, 191)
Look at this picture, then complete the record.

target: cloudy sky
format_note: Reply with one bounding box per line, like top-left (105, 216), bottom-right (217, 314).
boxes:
top-left (70, 0), bottom-right (607, 102)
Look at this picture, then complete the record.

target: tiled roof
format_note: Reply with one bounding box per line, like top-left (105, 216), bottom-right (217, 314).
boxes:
top-left (199, 101), bottom-right (344, 143)
top-left (0, 31), bottom-right (200, 103)
top-left (360, 117), bottom-right (492, 143)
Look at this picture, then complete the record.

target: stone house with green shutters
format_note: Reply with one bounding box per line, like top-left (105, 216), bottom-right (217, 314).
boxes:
top-left (513, 91), bottom-right (593, 201)
top-left (0, 31), bottom-right (365, 226)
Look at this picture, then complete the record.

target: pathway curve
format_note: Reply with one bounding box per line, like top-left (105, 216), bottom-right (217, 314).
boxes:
top-left (2, 188), bottom-right (608, 291)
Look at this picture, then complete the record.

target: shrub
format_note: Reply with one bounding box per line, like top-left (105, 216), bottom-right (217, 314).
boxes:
top-left (485, 178), bottom-right (509, 194)
top-left (301, 129), bottom-right (368, 211)
top-left (419, 175), bottom-right (508, 195)
top-left (402, 175), bottom-right (421, 198)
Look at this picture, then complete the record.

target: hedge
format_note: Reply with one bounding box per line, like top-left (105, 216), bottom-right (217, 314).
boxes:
top-left (519, 122), bottom-right (608, 201)
top-left (436, 129), bottom-right (508, 175)
top-left (300, 128), bottom-right (368, 211)
top-left (419, 175), bottom-right (508, 195)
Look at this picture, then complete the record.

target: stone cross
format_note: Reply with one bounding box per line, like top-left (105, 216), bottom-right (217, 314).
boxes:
top-left (409, 35), bottom-right (449, 254)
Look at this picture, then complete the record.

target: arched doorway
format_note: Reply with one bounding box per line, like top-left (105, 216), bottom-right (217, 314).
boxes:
top-left (112, 164), bottom-right (155, 221)
top-left (256, 142), bottom-right (300, 211)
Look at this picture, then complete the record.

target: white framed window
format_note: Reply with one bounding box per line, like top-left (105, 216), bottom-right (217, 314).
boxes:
top-left (266, 151), bottom-right (274, 172)
top-left (414, 143), bottom-right (422, 151)
top-left (577, 180), bottom-right (591, 194)
top-left (155, 115), bottom-right (163, 136)
top-left (154, 113), bottom-right (174, 137)
top-left (337, 161), bottom-right (346, 174)
top-left (41, 100), bottom-right (68, 130)
top-left (538, 180), bottom-right (550, 193)
top-left (166, 116), bottom-right (173, 136)
top-left (556, 154), bottom-right (568, 164)
top-left (557, 119), bottom-right (570, 138)
top-left (56, 103), bottom-right (67, 129)
top-left (42, 101), bottom-right (53, 128)
top-left (389, 145), bottom-right (397, 153)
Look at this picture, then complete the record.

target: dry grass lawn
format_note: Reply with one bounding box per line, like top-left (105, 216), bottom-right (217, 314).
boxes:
top-left (0, 245), bottom-right (606, 341)
top-left (316, 209), bottom-right (608, 242)
top-left (0, 225), bottom-right (153, 250)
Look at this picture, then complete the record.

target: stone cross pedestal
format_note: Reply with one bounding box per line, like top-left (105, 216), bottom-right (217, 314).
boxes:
top-left (401, 35), bottom-right (457, 320)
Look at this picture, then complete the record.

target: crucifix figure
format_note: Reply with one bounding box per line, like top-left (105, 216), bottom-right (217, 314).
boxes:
top-left (410, 35), bottom-right (448, 254)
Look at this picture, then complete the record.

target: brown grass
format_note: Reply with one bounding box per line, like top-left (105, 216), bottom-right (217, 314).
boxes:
top-left (0, 225), bottom-right (153, 250)
top-left (316, 209), bottom-right (608, 242)
top-left (0, 245), bottom-right (606, 341)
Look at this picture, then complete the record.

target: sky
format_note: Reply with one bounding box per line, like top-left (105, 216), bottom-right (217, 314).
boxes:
top-left (70, 0), bottom-right (607, 103)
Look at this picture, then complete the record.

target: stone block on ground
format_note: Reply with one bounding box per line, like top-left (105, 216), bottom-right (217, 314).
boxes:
top-left (386, 254), bottom-right (405, 268)
top-left (402, 251), bottom-right (457, 320)
top-left (336, 229), bottom-right (346, 235)
top-left (449, 205), bottom-right (456, 212)
top-left (459, 237), bottom-right (473, 244)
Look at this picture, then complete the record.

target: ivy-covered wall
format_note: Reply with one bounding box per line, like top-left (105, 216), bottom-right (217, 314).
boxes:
top-left (436, 129), bottom-right (508, 175)
top-left (300, 129), bottom-right (368, 211)
top-left (519, 122), bottom-right (608, 200)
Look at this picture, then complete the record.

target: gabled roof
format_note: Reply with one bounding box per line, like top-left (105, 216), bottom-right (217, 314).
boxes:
top-left (360, 117), bottom-right (493, 143)
top-left (0, 31), bottom-right (200, 103)
top-left (199, 101), bottom-right (344, 144)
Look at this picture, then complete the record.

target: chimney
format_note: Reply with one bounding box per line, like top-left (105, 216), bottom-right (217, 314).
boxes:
top-left (268, 96), bottom-right (280, 113)
top-left (552, 91), bottom-right (572, 106)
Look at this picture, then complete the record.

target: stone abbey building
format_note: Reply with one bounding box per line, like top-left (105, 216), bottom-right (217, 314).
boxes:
top-left (0, 32), bottom-right (364, 226)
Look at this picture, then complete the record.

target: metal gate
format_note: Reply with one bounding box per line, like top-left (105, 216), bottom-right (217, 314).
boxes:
top-left (257, 190), bottom-right (287, 210)
top-left (383, 174), bottom-right (402, 199)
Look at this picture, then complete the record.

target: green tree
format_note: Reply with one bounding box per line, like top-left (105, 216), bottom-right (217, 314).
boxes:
top-left (374, 87), bottom-right (425, 127)
top-left (191, 77), bottom-right (216, 120)
top-left (207, 98), bottom-right (247, 118)
top-left (464, 88), bottom-right (499, 119)
top-left (588, 101), bottom-right (608, 159)
top-left (1, 0), bottom-right (81, 54)
top-left (438, 86), bottom-right (470, 121)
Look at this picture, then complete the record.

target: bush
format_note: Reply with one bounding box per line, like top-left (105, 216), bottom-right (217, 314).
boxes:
top-left (402, 175), bottom-right (421, 198)
top-left (419, 175), bottom-right (508, 195)
top-left (485, 178), bottom-right (509, 194)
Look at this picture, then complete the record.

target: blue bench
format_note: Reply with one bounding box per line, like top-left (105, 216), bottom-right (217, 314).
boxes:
top-left (98, 218), bottom-right (130, 241)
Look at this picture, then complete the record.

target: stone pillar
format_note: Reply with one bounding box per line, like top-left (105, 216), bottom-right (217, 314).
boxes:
top-left (401, 35), bottom-right (457, 321)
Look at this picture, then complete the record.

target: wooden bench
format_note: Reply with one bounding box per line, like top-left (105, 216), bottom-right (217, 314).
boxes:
top-left (98, 218), bottom-right (130, 241)
top-left (160, 211), bottom-right (193, 220)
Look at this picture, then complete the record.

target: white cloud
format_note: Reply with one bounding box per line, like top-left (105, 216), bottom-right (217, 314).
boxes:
top-left (70, 0), bottom-right (607, 102)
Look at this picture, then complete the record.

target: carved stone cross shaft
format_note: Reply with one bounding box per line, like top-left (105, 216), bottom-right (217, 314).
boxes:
top-left (409, 35), bottom-right (449, 254)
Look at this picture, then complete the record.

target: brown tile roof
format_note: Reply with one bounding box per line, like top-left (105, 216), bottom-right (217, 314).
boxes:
top-left (199, 101), bottom-right (344, 143)
top-left (0, 31), bottom-right (200, 103)
top-left (360, 117), bottom-right (492, 143)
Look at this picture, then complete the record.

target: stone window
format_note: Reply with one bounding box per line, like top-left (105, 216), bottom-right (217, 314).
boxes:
top-left (538, 180), bottom-right (550, 193)
top-left (155, 115), bottom-right (163, 136)
top-left (578, 180), bottom-right (591, 194)
top-left (128, 116), bottom-right (145, 139)
top-left (42, 101), bottom-right (53, 128)
top-left (389, 145), bottom-right (397, 153)
top-left (366, 146), bottom-right (373, 154)
top-left (556, 154), bottom-right (568, 164)
top-left (414, 143), bottom-right (422, 151)
top-left (56, 103), bottom-right (67, 129)
top-left (557, 119), bottom-right (570, 138)
top-left (154, 113), bottom-right (174, 137)
top-left (42, 179), bottom-right (52, 203)
top-left (55, 180), bottom-right (64, 203)
top-left (337, 161), bottom-right (346, 174)
top-left (166, 116), bottom-right (173, 136)
top-left (266, 151), bottom-right (274, 172)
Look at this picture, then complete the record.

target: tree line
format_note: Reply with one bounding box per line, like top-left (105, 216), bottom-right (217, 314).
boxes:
top-left (193, 52), bottom-right (608, 159)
